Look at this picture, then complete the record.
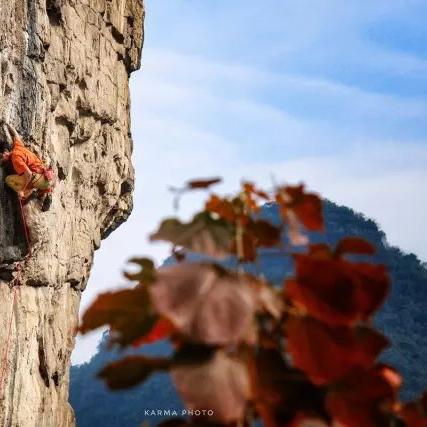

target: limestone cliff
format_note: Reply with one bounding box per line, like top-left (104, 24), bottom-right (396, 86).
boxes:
top-left (0, 1), bottom-right (144, 425)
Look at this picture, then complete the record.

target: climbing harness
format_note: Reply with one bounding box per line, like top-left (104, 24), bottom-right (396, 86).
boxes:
top-left (0, 186), bottom-right (32, 399)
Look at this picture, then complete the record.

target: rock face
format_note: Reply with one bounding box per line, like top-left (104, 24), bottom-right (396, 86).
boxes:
top-left (0, 1), bottom-right (144, 425)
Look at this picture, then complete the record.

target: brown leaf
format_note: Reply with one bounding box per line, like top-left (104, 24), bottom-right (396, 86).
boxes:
top-left (186, 177), bottom-right (222, 190)
top-left (254, 282), bottom-right (284, 320)
top-left (171, 349), bottom-right (250, 424)
top-left (98, 355), bottom-right (169, 390)
top-left (150, 263), bottom-right (258, 345)
top-left (232, 219), bottom-right (282, 262)
top-left (124, 257), bottom-right (157, 284)
top-left (335, 237), bottom-right (376, 257)
top-left (79, 287), bottom-right (156, 347)
top-left (150, 212), bottom-right (234, 258)
top-left (286, 254), bottom-right (390, 326)
top-left (286, 316), bottom-right (389, 385)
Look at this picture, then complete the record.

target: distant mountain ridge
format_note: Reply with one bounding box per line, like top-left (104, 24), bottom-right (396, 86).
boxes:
top-left (70, 201), bottom-right (427, 427)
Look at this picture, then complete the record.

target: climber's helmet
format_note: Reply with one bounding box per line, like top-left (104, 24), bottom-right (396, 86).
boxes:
top-left (1, 150), bottom-right (11, 164)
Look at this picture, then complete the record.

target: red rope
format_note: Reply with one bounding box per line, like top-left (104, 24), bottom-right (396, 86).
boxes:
top-left (0, 190), bottom-right (32, 399)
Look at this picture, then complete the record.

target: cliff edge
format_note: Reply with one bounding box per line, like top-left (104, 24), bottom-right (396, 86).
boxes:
top-left (0, 0), bottom-right (144, 425)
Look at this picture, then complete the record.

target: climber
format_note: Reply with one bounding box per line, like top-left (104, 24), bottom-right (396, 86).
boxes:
top-left (1, 122), bottom-right (53, 212)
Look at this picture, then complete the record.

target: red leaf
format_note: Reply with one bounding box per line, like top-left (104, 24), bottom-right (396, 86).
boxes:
top-left (186, 177), bottom-right (222, 189)
top-left (286, 316), bottom-right (389, 385)
top-left (251, 349), bottom-right (325, 427)
top-left (232, 219), bottom-right (282, 261)
top-left (98, 355), bottom-right (169, 390)
top-left (79, 287), bottom-right (156, 347)
top-left (232, 227), bottom-right (257, 262)
top-left (325, 365), bottom-right (400, 427)
top-left (286, 254), bottom-right (390, 325)
top-left (247, 220), bottom-right (282, 247)
top-left (335, 237), bottom-right (376, 257)
top-left (276, 185), bottom-right (323, 231)
top-left (401, 393), bottom-right (427, 427)
top-left (150, 263), bottom-right (258, 345)
top-left (293, 194), bottom-right (323, 231)
top-left (308, 244), bottom-right (332, 259)
top-left (241, 182), bottom-right (270, 213)
top-left (132, 317), bottom-right (175, 347)
top-left (171, 349), bottom-right (250, 423)
top-left (242, 182), bottom-right (269, 200)
top-left (205, 195), bottom-right (237, 223)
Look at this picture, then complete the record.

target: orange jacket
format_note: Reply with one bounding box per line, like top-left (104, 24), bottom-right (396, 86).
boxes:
top-left (11, 138), bottom-right (45, 175)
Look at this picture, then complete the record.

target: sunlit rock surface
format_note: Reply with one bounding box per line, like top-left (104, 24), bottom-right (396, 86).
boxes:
top-left (0, 1), bottom-right (143, 425)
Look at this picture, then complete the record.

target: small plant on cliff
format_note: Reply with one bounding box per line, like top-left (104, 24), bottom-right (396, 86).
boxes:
top-left (80, 178), bottom-right (427, 427)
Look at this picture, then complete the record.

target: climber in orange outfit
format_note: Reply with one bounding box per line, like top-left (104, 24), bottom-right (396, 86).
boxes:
top-left (1, 122), bottom-right (54, 212)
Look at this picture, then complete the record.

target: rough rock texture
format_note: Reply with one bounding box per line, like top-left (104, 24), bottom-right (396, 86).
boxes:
top-left (0, 0), bottom-right (144, 425)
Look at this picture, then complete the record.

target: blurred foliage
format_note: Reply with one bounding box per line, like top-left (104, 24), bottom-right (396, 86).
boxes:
top-left (72, 179), bottom-right (427, 427)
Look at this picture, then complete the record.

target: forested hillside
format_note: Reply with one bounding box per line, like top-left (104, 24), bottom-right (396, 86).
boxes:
top-left (70, 201), bottom-right (427, 427)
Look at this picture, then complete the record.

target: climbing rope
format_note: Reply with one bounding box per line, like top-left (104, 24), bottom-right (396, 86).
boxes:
top-left (17, 195), bottom-right (32, 257)
top-left (0, 187), bottom-right (32, 399)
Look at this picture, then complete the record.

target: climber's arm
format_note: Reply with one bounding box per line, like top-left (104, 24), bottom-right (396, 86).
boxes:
top-left (6, 123), bottom-right (24, 145)
top-left (12, 156), bottom-right (33, 195)
top-left (21, 164), bottom-right (33, 190)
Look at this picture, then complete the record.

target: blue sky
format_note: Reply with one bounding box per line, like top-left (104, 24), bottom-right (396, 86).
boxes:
top-left (72, 0), bottom-right (427, 364)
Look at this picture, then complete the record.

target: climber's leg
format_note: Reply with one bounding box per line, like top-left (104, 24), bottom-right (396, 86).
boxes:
top-left (6, 172), bottom-right (54, 209)
top-left (41, 193), bottom-right (52, 212)
top-left (5, 174), bottom-right (26, 192)
top-left (31, 174), bottom-right (53, 211)
top-left (5, 174), bottom-right (36, 200)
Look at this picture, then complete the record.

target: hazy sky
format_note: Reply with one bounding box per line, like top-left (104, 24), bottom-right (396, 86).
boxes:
top-left (72, 0), bottom-right (427, 364)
